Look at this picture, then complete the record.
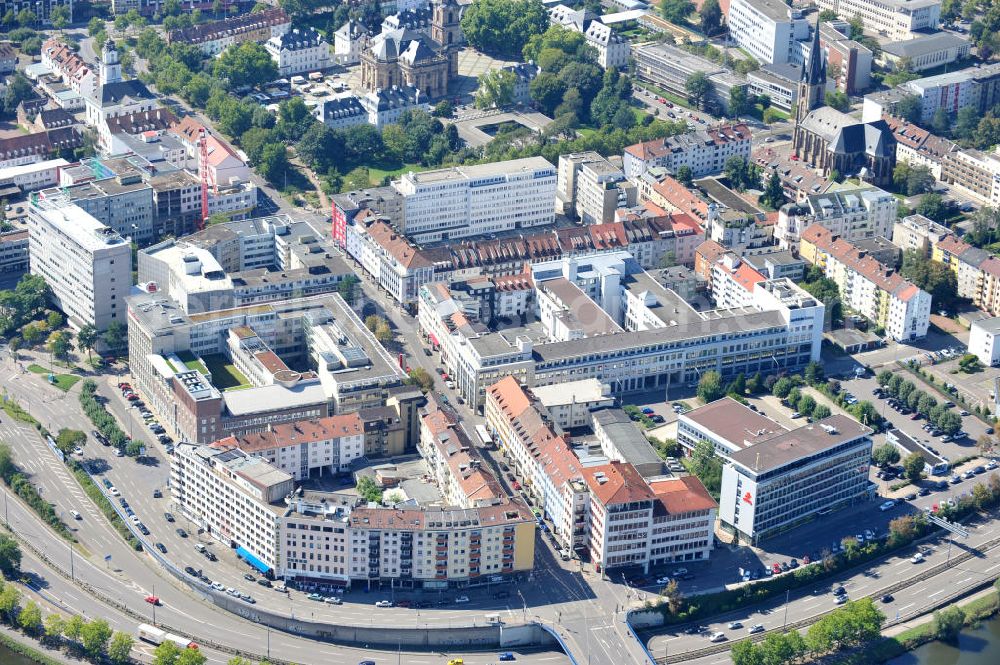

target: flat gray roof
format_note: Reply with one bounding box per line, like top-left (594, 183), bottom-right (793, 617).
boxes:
top-left (729, 415), bottom-right (872, 476)
top-left (882, 32), bottom-right (969, 59)
top-left (592, 408), bottom-right (662, 469)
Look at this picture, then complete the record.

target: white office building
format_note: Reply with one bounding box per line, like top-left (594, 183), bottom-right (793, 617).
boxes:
top-left (0, 158), bottom-right (68, 193)
top-left (815, 0), bottom-right (940, 40)
top-left (775, 187), bottom-right (898, 253)
top-left (623, 125), bottom-right (752, 179)
top-left (719, 415), bottom-right (874, 544)
top-left (27, 198), bottom-right (132, 330)
top-left (727, 0), bottom-right (810, 65)
top-left (393, 157), bottom-right (557, 243)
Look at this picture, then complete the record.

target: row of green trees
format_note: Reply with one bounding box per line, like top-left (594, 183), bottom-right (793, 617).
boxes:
top-left (79, 381), bottom-right (143, 456)
top-left (876, 370), bottom-right (963, 436)
top-left (770, 363), bottom-right (882, 427)
top-left (731, 598), bottom-right (884, 665)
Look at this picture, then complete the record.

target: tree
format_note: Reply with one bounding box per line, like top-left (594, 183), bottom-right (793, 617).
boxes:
top-left (337, 275), bottom-right (359, 305)
top-left (731, 639), bottom-right (764, 665)
top-left (916, 192), bottom-right (949, 222)
top-left (812, 404), bottom-right (832, 420)
top-left (825, 90), bottom-right (850, 112)
top-left (797, 394), bottom-right (817, 417)
top-left (848, 14), bottom-right (864, 39)
top-left (0, 584), bottom-right (20, 623)
top-left (214, 42), bottom-right (278, 90)
top-left (152, 641), bottom-right (182, 665)
top-left (63, 614), bottom-right (84, 641)
top-left (699, 0), bottom-right (722, 35)
top-left (48, 330), bottom-right (72, 361)
top-left (895, 95), bottom-right (922, 124)
top-left (893, 162), bottom-right (934, 196)
top-left (760, 171), bottom-right (786, 210)
top-left (684, 71), bottom-right (710, 110)
top-left (661, 579), bottom-right (684, 614)
top-left (374, 322), bottom-right (392, 344)
top-left (877, 369), bottom-right (893, 387)
top-left (759, 632), bottom-right (805, 665)
top-left (676, 165), bottom-right (693, 186)
top-left (258, 144), bottom-right (289, 187)
top-left (3, 72), bottom-right (35, 115)
top-left (819, 9), bottom-right (839, 22)
top-left (476, 68), bottom-right (517, 109)
top-left (849, 401), bottom-right (880, 427)
top-left (43, 614), bottom-right (65, 646)
top-left (872, 443), bottom-right (901, 466)
top-left (0, 533), bottom-right (20, 577)
top-left (917, 393), bottom-right (938, 416)
top-left (81, 618), bottom-right (113, 659)
top-left (17, 600), bottom-right (41, 635)
top-left (930, 107), bottom-right (950, 136)
top-left (405, 368), bottom-right (435, 393)
top-left (76, 324), bottom-right (98, 360)
top-left (356, 475), bottom-right (383, 503)
top-left (55, 429), bottom-right (86, 456)
top-left (803, 361), bottom-right (824, 385)
top-left (936, 410), bottom-right (963, 436)
top-left (88, 17), bottom-right (105, 36)
top-left (661, 0), bottom-right (695, 24)
top-left (461, 0), bottom-right (549, 59)
top-left (901, 250), bottom-right (958, 307)
top-left (16, 8), bottom-right (36, 27)
top-left (771, 377), bottom-right (793, 399)
top-left (433, 100), bottom-right (454, 118)
top-left (697, 370), bottom-right (724, 403)
top-left (103, 321), bottom-right (127, 352)
top-left (729, 85), bottom-right (750, 117)
top-left (956, 105), bottom-right (980, 140)
top-left (903, 452), bottom-right (925, 482)
top-left (50, 5), bottom-right (70, 31)
top-left (932, 605), bottom-right (966, 642)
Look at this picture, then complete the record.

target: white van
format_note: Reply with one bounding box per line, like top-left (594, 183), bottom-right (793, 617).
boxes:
top-left (70, 510), bottom-right (81, 520)
top-left (195, 543), bottom-right (206, 553)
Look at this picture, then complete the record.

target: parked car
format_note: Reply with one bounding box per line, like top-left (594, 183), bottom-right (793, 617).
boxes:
top-left (375, 600), bottom-right (393, 608)
top-left (156, 543), bottom-right (167, 554)
top-left (308, 593), bottom-right (324, 601)
top-left (164, 512), bottom-right (175, 522)
top-left (176, 528), bottom-right (188, 538)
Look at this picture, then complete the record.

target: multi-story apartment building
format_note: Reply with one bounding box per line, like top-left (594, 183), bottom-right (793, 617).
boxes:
top-left (863, 62), bottom-right (1000, 123)
top-left (969, 317), bottom-right (1000, 367)
top-left (942, 147), bottom-right (1000, 206)
top-left (556, 152), bottom-right (636, 223)
top-left (486, 376), bottom-right (717, 570)
top-left (167, 8), bottom-right (291, 56)
top-left (800, 224), bottom-right (932, 341)
top-left (421, 251), bottom-right (824, 409)
top-left (719, 414), bottom-right (874, 544)
top-left (266, 27), bottom-right (332, 77)
top-left (891, 214), bottom-right (950, 257)
top-left (711, 252), bottom-right (767, 309)
top-left (726, 0), bottom-right (810, 65)
top-left (882, 117), bottom-right (956, 180)
top-left (530, 379), bottom-right (615, 430)
top-left (344, 218), bottom-right (438, 305)
top-left (393, 157), bottom-right (557, 243)
top-left (27, 198), bottom-right (132, 330)
top-left (774, 186), bottom-right (897, 253)
top-left (623, 124), bottom-right (752, 179)
top-left (930, 233), bottom-right (1000, 316)
top-left (334, 19), bottom-right (368, 65)
top-left (40, 38), bottom-right (97, 98)
top-left (213, 414), bottom-right (365, 481)
top-left (820, 21), bottom-right (874, 95)
top-left (815, 0), bottom-right (939, 40)
top-left (632, 42), bottom-right (749, 114)
top-left (2, 0), bottom-right (72, 24)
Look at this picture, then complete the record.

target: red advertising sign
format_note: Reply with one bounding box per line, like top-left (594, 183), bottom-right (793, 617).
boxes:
top-left (742, 491), bottom-right (753, 505)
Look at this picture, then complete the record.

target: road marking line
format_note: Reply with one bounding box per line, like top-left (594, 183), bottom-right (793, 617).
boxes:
top-left (928, 589), bottom-right (946, 598)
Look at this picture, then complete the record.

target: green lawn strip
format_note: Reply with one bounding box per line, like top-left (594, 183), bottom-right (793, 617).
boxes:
top-left (24, 365), bottom-right (81, 391)
top-left (26, 364), bottom-right (47, 374)
top-left (175, 350), bottom-right (209, 376)
top-left (67, 461), bottom-right (141, 551)
top-left (200, 353), bottom-right (251, 390)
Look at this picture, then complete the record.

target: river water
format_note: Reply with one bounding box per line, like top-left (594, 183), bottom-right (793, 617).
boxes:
top-left (0, 642), bottom-right (45, 665)
top-left (889, 614), bottom-right (1000, 664)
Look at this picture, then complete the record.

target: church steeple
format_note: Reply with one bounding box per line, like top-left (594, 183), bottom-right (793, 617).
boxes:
top-left (100, 40), bottom-right (122, 86)
top-left (796, 24), bottom-right (825, 123)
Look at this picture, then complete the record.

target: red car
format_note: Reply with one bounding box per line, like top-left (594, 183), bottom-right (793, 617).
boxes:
top-left (512, 481), bottom-right (521, 490)
top-left (145, 596), bottom-right (160, 606)
top-left (772, 563), bottom-right (781, 574)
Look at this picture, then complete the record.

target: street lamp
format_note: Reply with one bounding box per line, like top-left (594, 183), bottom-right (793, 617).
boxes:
top-left (517, 589), bottom-right (526, 622)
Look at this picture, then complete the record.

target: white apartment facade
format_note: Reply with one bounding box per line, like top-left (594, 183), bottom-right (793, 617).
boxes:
top-left (266, 27), bottom-right (332, 77)
top-left (775, 187), bottom-right (897, 253)
top-left (584, 20), bottom-right (631, 69)
top-left (623, 125), bottom-right (752, 179)
top-left (213, 414), bottom-right (366, 481)
top-left (27, 199), bottom-right (132, 330)
top-left (727, 0), bottom-right (810, 65)
top-left (394, 157), bottom-right (557, 243)
top-left (969, 317), bottom-right (1000, 367)
top-left (815, 0), bottom-right (940, 40)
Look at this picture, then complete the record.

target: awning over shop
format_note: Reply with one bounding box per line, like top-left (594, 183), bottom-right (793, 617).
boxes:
top-left (236, 546), bottom-right (271, 574)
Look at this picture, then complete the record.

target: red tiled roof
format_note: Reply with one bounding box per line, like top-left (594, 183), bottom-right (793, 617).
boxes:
top-left (802, 224), bottom-right (921, 300)
top-left (213, 413), bottom-right (364, 453)
top-left (582, 461), bottom-right (654, 506)
top-left (650, 476), bottom-right (718, 515)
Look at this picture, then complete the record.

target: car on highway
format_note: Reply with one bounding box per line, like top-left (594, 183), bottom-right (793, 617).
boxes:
top-left (184, 566), bottom-right (197, 576)
top-left (226, 588), bottom-right (238, 596)
top-left (155, 543), bottom-right (167, 554)
top-left (835, 595), bottom-right (848, 605)
top-left (359, 661), bottom-right (376, 665)
top-left (308, 593), bottom-right (323, 601)
top-left (911, 553), bottom-right (924, 563)
top-left (212, 583), bottom-right (225, 591)
top-left (748, 624), bottom-right (765, 634)
top-left (709, 632), bottom-right (726, 642)
top-left (257, 578), bottom-right (272, 587)
top-left (454, 595), bottom-right (470, 604)
top-left (375, 600), bottom-right (393, 608)
top-left (145, 596), bottom-right (160, 606)
top-left (879, 500), bottom-right (896, 511)
top-left (499, 654), bottom-right (516, 662)
top-left (655, 576), bottom-right (671, 585)
top-left (727, 621), bottom-right (743, 630)
top-left (244, 574), bottom-right (255, 582)
top-left (881, 594), bottom-right (894, 603)
top-left (176, 528), bottom-right (188, 538)
top-left (833, 586), bottom-right (846, 596)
